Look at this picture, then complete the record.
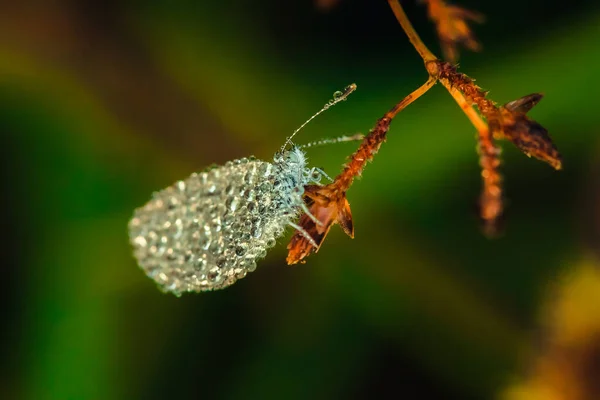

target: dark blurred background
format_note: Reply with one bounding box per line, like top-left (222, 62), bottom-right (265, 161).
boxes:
top-left (2, 0), bottom-right (600, 399)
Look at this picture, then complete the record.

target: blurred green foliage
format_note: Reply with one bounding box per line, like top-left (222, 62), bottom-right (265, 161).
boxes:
top-left (2, 1), bottom-right (600, 399)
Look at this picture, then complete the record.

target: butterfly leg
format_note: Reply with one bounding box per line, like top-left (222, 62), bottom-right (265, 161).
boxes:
top-left (312, 167), bottom-right (334, 183)
top-left (300, 202), bottom-right (323, 227)
top-left (288, 221), bottom-right (318, 248)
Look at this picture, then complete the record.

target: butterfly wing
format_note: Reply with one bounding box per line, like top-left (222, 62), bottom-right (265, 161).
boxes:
top-left (128, 159), bottom-right (280, 295)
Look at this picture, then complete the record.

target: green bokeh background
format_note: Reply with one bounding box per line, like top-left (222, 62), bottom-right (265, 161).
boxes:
top-left (2, 1), bottom-right (600, 399)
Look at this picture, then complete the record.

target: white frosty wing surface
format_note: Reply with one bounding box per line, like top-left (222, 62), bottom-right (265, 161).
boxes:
top-left (128, 158), bottom-right (285, 295)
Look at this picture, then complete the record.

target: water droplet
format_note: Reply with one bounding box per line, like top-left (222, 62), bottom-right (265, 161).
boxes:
top-left (208, 270), bottom-right (219, 281)
top-left (199, 236), bottom-right (211, 250)
top-left (226, 196), bottom-right (239, 212)
top-left (236, 270), bottom-right (247, 279)
top-left (222, 213), bottom-right (234, 226)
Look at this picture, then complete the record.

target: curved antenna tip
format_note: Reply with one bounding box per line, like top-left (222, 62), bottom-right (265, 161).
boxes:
top-left (280, 83), bottom-right (357, 152)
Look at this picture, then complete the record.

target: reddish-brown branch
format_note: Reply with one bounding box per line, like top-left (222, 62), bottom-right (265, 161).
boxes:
top-left (430, 60), bottom-right (504, 231)
top-left (288, 0), bottom-right (563, 262)
top-left (477, 127), bottom-right (504, 235)
top-left (334, 116), bottom-right (391, 192)
top-left (435, 60), bottom-right (562, 170)
top-left (387, 0), bottom-right (437, 62)
top-left (336, 77), bottom-right (436, 192)
top-left (390, 1), bottom-right (559, 235)
top-left (287, 79), bottom-right (436, 264)
top-left (435, 61), bottom-right (497, 116)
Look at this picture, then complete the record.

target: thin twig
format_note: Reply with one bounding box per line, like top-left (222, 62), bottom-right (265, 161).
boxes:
top-left (387, 0), bottom-right (437, 62)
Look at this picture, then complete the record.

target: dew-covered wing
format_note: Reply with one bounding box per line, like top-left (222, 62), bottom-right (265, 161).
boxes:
top-left (128, 158), bottom-right (283, 295)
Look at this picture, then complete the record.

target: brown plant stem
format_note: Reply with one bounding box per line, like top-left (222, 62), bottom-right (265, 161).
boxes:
top-left (286, 78), bottom-right (437, 264)
top-left (387, 76), bottom-right (437, 119)
top-left (433, 62), bottom-right (503, 230)
top-left (288, 0), bottom-right (561, 262)
top-left (390, 0), bottom-right (504, 231)
top-left (335, 76), bottom-right (437, 192)
top-left (387, 0), bottom-right (437, 63)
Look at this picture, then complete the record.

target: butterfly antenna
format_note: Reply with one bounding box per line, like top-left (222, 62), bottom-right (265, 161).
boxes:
top-left (280, 83), bottom-right (357, 152)
top-left (299, 133), bottom-right (364, 150)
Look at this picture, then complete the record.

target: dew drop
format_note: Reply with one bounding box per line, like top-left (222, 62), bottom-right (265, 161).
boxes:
top-left (251, 226), bottom-right (261, 238)
top-left (199, 236), bottom-right (211, 250)
top-left (208, 270), bottom-right (218, 281)
top-left (226, 196), bottom-right (239, 212)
